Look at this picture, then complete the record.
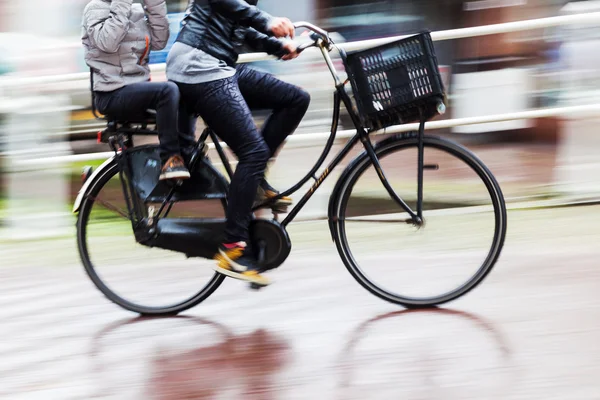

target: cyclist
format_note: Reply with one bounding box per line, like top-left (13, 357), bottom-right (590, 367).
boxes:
top-left (167, 0), bottom-right (310, 286)
top-left (82, 0), bottom-right (193, 181)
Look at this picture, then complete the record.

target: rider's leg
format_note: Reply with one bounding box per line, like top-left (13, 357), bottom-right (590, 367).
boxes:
top-left (236, 64), bottom-right (311, 154)
top-left (94, 81), bottom-right (190, 181)
top-left (177, 77), bottom-right (271, 286)
top-left (236, 65), bottom-right (311, 205)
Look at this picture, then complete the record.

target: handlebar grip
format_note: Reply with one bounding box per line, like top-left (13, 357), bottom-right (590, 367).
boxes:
top-left (296, 41), bottom-right (315, 54)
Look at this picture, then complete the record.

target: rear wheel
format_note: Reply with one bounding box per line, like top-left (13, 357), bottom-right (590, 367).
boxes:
top-left (331, 135), bottom-right (507, 307)
top-left (76, 160), bottom-right (225, 315)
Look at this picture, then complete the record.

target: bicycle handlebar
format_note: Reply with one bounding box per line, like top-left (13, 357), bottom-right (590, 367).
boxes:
top-left (294, 21), bottom-right (331, 52)
top-left (291, 21), bottom-right (341, 85)
top-left (295, 41), bottom-right (316, 54)
top-left (293, 21), bottom-right (331, 46)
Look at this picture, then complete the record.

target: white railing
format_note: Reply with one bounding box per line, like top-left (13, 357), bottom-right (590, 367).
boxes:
top-left (10, 103), bottom-right (600, 167)
top-left (2, 11), bottom-right (600, 88)
top-left (2, 11), bottom-right (600, 167)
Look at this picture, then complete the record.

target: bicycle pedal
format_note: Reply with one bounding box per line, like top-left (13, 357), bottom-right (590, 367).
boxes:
top-left (162, 179), bottom-right (183, 187)
top-left (271, 205), bottom-right (289, 214)
top-left (253, 204), bottom-right (289, 214)
top-left (249, 282), bottom-right (264, 291)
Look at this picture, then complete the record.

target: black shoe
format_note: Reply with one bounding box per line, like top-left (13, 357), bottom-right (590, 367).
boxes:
top-left (213, 242), bottom-right (271, 287)
top-left (159, 155), bottom-right (191, 181)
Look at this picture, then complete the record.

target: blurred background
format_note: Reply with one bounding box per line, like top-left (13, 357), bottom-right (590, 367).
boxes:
top-left (1, 0), bottom-right (600, 237)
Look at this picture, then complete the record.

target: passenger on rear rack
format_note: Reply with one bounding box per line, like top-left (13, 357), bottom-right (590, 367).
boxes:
top-left (82, 0), bottom-right (193, 181)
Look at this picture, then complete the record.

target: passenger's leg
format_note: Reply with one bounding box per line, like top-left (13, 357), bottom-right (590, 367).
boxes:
top-left (94, 81), bottom-right (190, 180)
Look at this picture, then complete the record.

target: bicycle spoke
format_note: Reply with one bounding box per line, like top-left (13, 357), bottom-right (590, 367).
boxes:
top-left (340, 212), bottom-right (413, 224)
top-left (87, 195), bottom-right (129, 219)
top-left (344, 204), bottom-right (495, 221)
top-left (342, 218), bottom-right (414, 224)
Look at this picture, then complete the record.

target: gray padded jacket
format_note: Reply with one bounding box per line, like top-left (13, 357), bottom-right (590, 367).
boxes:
top-left (82, 0), bottom-right (169, 92)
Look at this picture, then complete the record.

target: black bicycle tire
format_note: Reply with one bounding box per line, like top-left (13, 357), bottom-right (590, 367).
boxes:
top-left (330, 134), bottom-right (507, 307)
top-left (76, 160), bottom-right (226, 316)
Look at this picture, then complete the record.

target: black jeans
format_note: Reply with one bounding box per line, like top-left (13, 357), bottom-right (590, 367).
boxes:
top-left (176, 65), bottom-right (310, 243)
top-left (94, 81), bottom-right (196, 163)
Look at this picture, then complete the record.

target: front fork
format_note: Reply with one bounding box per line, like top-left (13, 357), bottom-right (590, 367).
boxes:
top-left (416, 112), bottom-right (426, 222)
top-left (338, 88), bottom-right (425, 226)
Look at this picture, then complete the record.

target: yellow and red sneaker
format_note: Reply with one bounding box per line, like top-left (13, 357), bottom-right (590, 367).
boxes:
top-left (213, 242), bottom-right (270, 287)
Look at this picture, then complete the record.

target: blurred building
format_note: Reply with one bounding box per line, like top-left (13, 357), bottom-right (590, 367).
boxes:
top-left (452, 0), bottom-right (568, 142)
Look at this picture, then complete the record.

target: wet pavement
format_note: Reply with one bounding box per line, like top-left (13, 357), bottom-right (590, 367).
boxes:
top-left (2, 205), bottom-right (600, 399)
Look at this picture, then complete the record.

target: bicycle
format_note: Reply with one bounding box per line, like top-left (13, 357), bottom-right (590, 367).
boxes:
top-left (74, 22), bottom-right (507, 315)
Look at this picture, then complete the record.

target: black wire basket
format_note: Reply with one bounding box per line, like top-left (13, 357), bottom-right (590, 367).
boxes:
top-left (342, 31), bottom-right (446, 131)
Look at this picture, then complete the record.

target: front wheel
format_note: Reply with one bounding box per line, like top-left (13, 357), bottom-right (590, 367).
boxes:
top-left (330, 135), bottom-right (507, 307)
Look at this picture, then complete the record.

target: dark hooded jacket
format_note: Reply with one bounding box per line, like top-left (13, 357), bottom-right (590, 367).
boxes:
top-left (175, 0), bottom-right (286, 66)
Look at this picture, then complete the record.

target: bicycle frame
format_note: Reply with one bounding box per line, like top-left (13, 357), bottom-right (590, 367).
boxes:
top-left (208, 40), bottom-right (427, 228)
top-left (77, 24), bottom-right (504, 313)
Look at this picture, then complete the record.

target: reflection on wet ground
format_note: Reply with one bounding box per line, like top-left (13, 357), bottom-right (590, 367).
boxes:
top-left (337, 309), bottom-right (513, 400)
top-left (95, 317), bottom-right (290, 400)
top-left (84, 309), bottom-right (511, 400)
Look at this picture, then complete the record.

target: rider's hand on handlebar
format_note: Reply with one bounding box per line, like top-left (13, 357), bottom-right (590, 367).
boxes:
top-left (281, 42), bottom-right (299, 61)
top-left (269, 17), bottom-right (295, 39)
